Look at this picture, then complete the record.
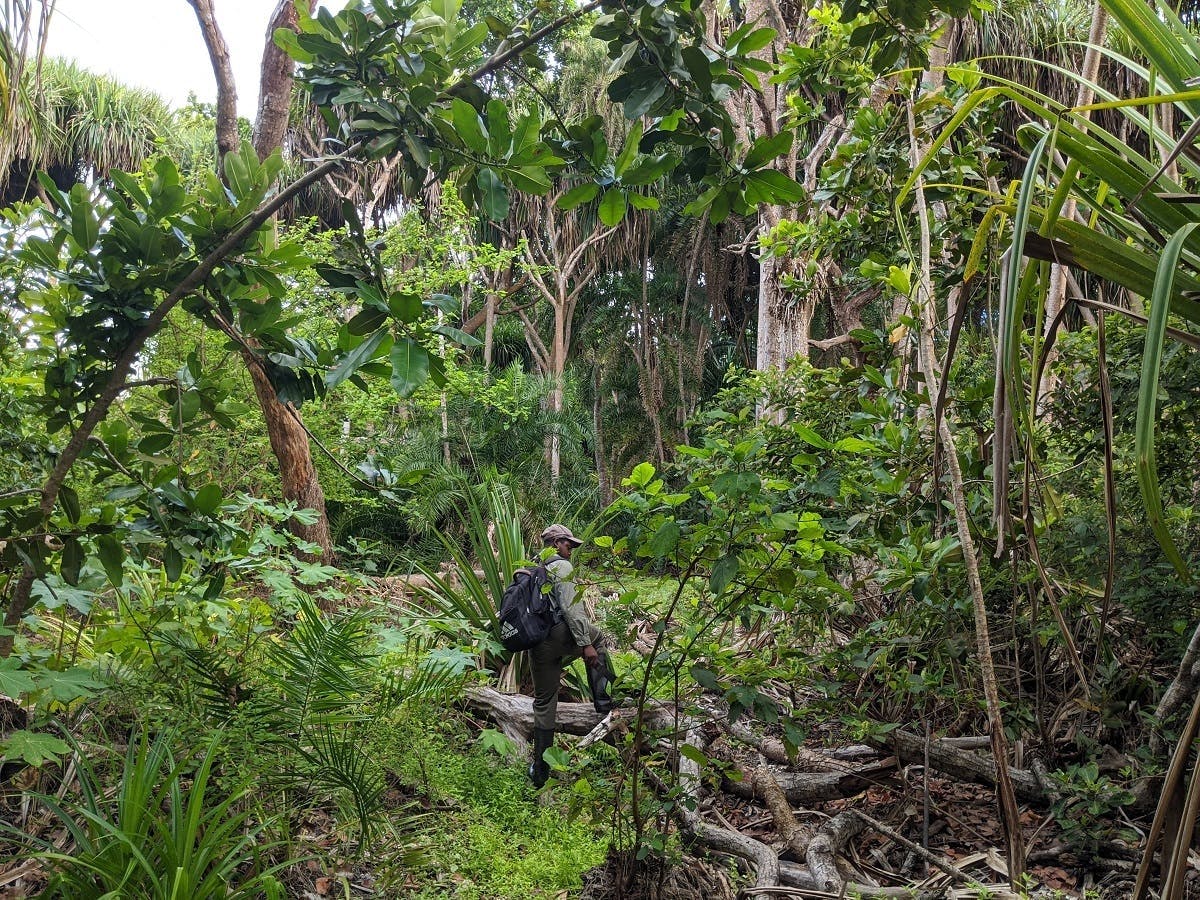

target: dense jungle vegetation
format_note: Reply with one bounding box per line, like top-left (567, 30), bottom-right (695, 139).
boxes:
top-left (2, 0), bottom-right (1200, 896)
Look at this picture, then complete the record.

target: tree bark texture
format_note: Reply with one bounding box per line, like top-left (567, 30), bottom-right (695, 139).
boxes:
top-left (187, 0), bottom-right (239, 161)
top-left (741, 0), bottom-right (805, 377)
top-left (243, 350), bottom-right (334, 558)
top-left (253, 1), bottom-right (317, 159)
top-left (592, 367), bottom-right (613, 506)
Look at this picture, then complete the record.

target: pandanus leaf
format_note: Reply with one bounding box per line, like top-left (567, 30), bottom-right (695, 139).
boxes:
top-left (1135, 222), bottom-right (1197, 579)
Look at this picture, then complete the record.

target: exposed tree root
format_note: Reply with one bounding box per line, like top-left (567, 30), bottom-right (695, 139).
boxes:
top-left (464, 689), bottom-right (1083, 897)
top-left (752, 766), bottom-right (814, 858)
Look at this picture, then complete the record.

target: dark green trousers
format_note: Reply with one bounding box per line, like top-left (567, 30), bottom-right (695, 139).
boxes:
top-left (529, 620), bottom-right (608, 731)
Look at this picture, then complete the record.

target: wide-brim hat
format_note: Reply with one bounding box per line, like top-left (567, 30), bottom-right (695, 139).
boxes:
top-left (541, 524), bottom-right (583, 546)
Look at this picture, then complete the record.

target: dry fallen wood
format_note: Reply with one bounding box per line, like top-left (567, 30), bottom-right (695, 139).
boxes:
top-left (464, 685), bottom-right (678, 738)
top-left (847, 809), bottom-right (971, 885)
top-left (577, 712), bottom-right (617, 749)
top-left (721, 719), bottom-right (873, 773)
top-left (869, 729), bottom-right (1046, 803)
top-left (752, 766), bottom-right (814, 859)
top-left (651, 734), bottom-right (945, 898)
top-left (721, 757), bottom-right (898, 805)
top-left (643, 764), bottom-right (782, 892)
top-left (807, 810), bottom-right (869, 892)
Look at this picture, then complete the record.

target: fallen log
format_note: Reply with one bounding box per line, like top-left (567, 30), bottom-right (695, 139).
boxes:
top-left (808, 810), bottom-right (869, 892)
top-left (464, 685), bottom-right (680, 738)
top-left (752, 766), bottom-right (814, 860)
top-left (721, 757), bottom-right (898, 805)
top-left (869, 729), bottom-right (1047, 803)
top-left (722, 719), bottom-right (875, 773)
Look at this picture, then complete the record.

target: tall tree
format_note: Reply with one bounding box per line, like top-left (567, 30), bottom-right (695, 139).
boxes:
top-left (188, 0), bottom-right (334, 559)
top-left (511, 190), bottom-right (619, 481)
top-left (741, 0), bottom-right (804, 374)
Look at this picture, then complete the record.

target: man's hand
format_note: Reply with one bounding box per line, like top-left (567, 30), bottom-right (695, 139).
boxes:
top-left (581, 644), bottom-right (601, 668)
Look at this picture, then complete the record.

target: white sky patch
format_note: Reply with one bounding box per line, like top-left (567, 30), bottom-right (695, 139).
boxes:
top-left (46, 0), bottom-right (347, 118)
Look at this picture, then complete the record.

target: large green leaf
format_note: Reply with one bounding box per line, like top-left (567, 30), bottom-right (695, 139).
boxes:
top-left (1135, 222), bottom-right (1197, 579)
top-left (598, 188), bottom-right (627, 227)
top-left (476, 168), bottom-right (509, 220)
top-left (558, 182), bottom-right (599, 210)
top-left (96, 534), bottom-right (125, 587)
top-left (390, 338), bottom-right (431, 397)
top-left (327, 330), bottom-right (390, 390)
top-left (451, 98), bottom-right (489, 154)
top-left (0, 730), bottom-right (70, 767)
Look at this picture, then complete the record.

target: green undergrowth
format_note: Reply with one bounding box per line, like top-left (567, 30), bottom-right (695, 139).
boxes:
top-left (372, 708), bottom-right (609, 899)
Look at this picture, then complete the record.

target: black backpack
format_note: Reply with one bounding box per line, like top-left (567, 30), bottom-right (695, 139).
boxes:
top-left (496, 564), bottom-right (557, 652)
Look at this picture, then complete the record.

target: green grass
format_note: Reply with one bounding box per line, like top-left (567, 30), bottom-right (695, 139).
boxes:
top-left (371, 710), bottom-right (609, 899)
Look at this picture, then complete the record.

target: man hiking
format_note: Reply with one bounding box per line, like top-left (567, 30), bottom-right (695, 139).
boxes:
top-left (528, 523), bottom-right (615, 788)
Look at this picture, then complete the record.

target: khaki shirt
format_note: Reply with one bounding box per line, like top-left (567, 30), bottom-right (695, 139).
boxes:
top-left (546, 555), bottom-right (592, 648)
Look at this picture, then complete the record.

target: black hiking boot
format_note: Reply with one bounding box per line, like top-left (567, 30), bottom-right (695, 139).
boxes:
top-left (587, 652), bottom-right (616, 714)
top-left (528, 727), bottom-right (554, 788)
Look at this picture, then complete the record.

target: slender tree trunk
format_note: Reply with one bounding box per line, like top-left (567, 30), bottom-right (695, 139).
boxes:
top-left (592, 366), bottom-right (612, 506)
top-left (549, 293), bottom-right (566, 482)
top-left (742, 0), bottom-right (803, 382)
top-left (908, 96), bottom-right (1026, 884)
top-left (483, 293), bottom-right (497, 368)
top-left (187, 0), bottom-right (239, 160)
top-left (635, 243), bottom-right (667, 465)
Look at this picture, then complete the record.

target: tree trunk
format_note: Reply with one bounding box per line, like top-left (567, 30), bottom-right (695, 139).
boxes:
top-left (190, 0), bottom-right (335, 558)
top-left (253, 0), bottom-right (314, 159)
top-left (244, 351), bottom-right (333, 558)
top-left (592, 366), bottom-right (612, 506)
top-left (743, 0), bottom-right (803, 384)
top-left (483, 292), bottom-right (497, 368)
top-left (187, 0), bottom-right (239, 161)
top-left (549, 303), bottom-right (565, 483)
